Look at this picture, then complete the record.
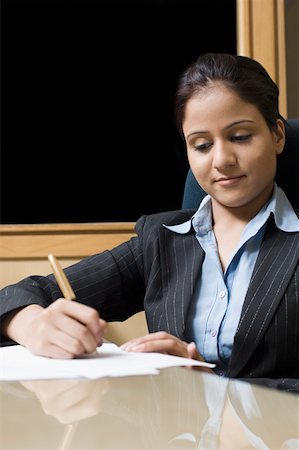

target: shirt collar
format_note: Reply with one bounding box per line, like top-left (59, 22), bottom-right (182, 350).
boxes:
top-left (269, 183), bottom-right (299, 231)
top-left (163, 183), bottom-right (299, 235)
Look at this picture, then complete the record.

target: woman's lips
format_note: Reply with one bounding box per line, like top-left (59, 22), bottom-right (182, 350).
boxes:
top-left (215, 175), bottom-right (245, 186)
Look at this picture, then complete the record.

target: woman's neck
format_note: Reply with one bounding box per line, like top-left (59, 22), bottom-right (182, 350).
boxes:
top-left (211, 185), bottom-right (273, 227)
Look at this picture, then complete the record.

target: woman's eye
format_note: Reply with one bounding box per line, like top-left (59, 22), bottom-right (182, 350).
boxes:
top-left (231, 134), bottom-right (252, 142)
top-left (194, 142), bottom-right (211, 152)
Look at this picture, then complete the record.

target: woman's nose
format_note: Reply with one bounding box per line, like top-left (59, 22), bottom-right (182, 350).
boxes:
top-left (212, 140), bottom-right (237, 170)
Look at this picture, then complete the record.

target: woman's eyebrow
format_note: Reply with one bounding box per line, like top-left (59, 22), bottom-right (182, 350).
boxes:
top-left (186, 130), bottom-right (209, 139)
top-left (225, 120), bottom-right (255, 129)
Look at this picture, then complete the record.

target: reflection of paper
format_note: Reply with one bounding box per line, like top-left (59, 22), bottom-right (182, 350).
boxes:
top-left (0, 343), bottom-right (215, 381)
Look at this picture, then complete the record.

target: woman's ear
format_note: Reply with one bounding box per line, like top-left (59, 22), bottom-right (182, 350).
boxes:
top-left (274, 119), bottom-right (285, 155)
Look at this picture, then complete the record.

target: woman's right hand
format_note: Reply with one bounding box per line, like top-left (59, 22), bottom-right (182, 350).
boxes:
top-left (4, 299), bottom-right (107, 359)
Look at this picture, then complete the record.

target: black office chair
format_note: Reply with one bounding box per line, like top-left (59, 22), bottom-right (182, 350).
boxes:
top-left (182, 118), bottom-right (299, 210)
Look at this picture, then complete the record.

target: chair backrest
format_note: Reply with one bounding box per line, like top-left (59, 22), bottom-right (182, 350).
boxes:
top-left (182, 118), bottom-right (299, 210)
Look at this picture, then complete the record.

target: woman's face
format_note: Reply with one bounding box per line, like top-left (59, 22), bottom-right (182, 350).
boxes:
top-left (183, 83), bottom-right (285, 214)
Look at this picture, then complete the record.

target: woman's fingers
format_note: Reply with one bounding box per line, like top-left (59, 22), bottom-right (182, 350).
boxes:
top-left (121, 332), bottom-right (189, 358)
top-left (121, 332), bottom-right (209, 366)
top-left (187, 341), bottom-right (203, 360)
top-left (12, 299), bottom-right (107, 359)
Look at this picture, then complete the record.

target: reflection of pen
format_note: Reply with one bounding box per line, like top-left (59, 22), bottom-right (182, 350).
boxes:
top-left (48, 254), bottom-right (76, 300)
top-left (59, 423), bottom-right (78, 450)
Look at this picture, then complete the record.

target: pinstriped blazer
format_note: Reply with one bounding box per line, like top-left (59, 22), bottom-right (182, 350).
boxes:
top-left (1, 209), bottom-right (299, 382)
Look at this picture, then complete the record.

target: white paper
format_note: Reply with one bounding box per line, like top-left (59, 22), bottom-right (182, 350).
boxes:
top-left (0, 343), bottom-right (215, 381)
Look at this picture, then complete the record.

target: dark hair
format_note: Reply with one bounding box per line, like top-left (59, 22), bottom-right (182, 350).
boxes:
top-left (174, 52), bottom-right (284, 137)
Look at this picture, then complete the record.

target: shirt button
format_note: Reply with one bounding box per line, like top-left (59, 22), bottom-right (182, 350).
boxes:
top-left (219, 290), bottom-right (226, 298)
top-left (211, 330), bottom-right (217, 337)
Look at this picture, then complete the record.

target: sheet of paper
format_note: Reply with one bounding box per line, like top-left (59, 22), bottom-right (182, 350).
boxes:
top-left (0, 343), bottom-right (215, 381)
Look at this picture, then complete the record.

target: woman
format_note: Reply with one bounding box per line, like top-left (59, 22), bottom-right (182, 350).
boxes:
top-left (1, 53), bottom-right (298, 388)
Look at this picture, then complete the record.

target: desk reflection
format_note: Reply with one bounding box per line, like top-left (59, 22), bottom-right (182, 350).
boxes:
top-left (1, 368), bottom-right (298, 450)
top-left (20, 379), bottom-right (110, 424)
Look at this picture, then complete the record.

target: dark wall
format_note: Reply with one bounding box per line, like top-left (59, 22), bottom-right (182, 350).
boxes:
top-left (1, 0), bottom-right (236, 223)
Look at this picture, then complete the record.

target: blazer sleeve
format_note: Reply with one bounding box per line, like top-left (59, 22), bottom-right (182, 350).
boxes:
top-left (0, 209), bottom-right (195, 345)
top-left (0, 228), bottom-right (147, 345)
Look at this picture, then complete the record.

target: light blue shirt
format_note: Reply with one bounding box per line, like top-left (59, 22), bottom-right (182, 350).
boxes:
top-left (164, 184), bottom-right (299, 372)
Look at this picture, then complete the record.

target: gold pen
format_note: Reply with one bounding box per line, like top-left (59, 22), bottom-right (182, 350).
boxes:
top-left (48, 254), bottom-right (76, 300)
top-left (48, 254), bottom-right (99, 358)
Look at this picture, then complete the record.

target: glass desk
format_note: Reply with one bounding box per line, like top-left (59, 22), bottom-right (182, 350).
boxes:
top-left (1, 367), bottom-right (298, 450)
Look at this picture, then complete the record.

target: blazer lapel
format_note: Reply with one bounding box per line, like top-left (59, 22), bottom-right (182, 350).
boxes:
top-left (227, 219), bottom-right (299, 377)
top-left (161, 229), bottom-right (204, 338)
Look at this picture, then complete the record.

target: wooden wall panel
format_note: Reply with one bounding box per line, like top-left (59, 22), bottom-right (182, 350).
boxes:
top-left (236, 0), bottom-right (287, 117)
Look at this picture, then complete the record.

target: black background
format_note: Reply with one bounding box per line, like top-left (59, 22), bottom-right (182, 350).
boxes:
top-left (1, 0), bottom-right (236, 223)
